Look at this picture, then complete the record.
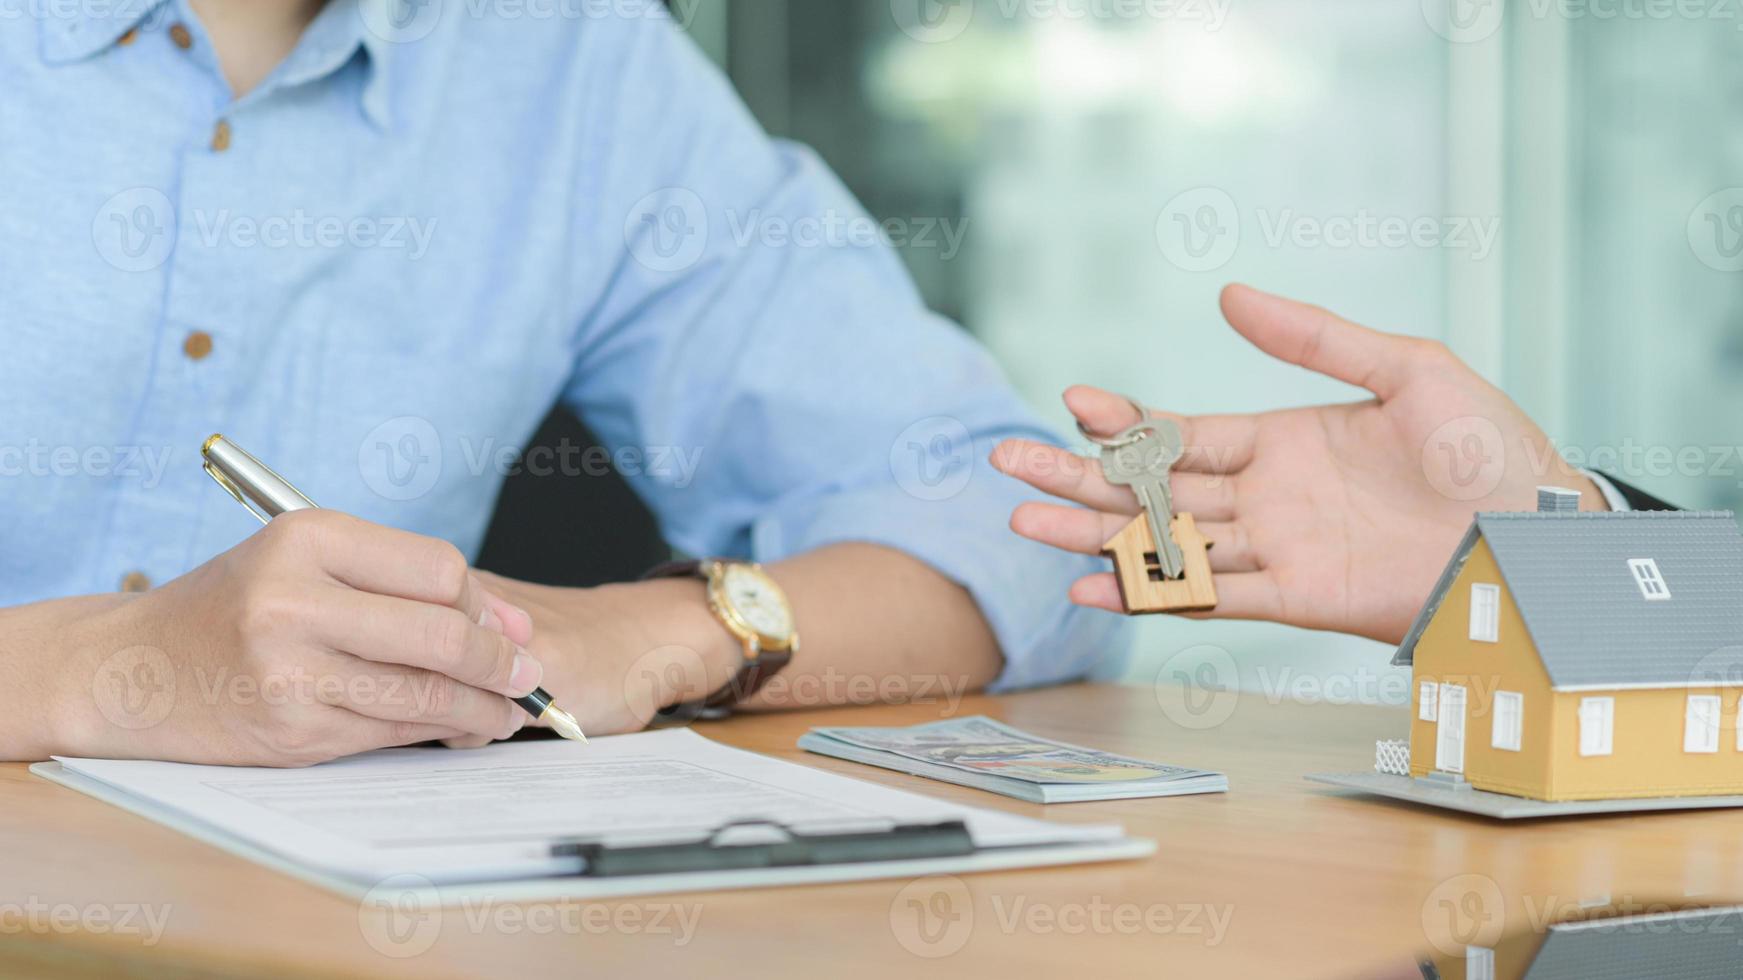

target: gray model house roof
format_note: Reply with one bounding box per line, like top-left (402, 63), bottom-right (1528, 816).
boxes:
top-left (1392, 511), bottom-right (1743, 690)
top-left (1517, 907), bottom-right (1743, 980)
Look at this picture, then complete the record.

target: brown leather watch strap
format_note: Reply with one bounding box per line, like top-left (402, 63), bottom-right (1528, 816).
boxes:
top-left (703, 646), bottom-right (793, 710)
top-left (640, 559), bottom-right (792, 715)
top-left (642, 560), bottom-right (704, 581)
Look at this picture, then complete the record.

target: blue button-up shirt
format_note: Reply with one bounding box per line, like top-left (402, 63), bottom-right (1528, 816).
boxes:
top-left (1, 0), bottom-right (1123, 689)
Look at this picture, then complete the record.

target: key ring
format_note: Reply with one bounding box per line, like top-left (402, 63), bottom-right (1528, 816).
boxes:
top-left (1076, 395), bottom-right (1155, 449)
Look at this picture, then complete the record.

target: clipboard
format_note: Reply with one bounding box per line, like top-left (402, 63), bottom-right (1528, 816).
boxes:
top-left (32, 730), bottom-right (1156, 906)
top-left (557, 819), bottom-right (976, 877)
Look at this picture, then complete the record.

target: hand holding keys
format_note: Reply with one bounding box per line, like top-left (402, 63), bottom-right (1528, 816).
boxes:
top-left (1089, 415), bottom-right (1218, 615)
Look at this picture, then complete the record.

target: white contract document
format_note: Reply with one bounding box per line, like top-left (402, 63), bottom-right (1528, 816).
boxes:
top-left (33, 729), bottom-right (1152, 904)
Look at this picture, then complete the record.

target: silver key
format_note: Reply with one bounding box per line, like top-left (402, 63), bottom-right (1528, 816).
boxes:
top-left (1101, 421), bottom-right (1186, 579)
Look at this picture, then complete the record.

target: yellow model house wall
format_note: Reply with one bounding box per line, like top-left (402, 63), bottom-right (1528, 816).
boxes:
top-left (1410, 538), bottom-right (1743, 801)
top-left (1546, 687), bottom-right (1743, 800)
top-left (1408, 539), bottom-right (1555, 799)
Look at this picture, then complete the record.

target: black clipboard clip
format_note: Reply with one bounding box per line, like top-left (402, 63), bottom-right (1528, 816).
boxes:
top-left (552, 819), bottom-right (974, 878)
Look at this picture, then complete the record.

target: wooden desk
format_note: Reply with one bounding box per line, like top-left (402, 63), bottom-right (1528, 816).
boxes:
top-left (4, 684), bottom-right (1739, 979)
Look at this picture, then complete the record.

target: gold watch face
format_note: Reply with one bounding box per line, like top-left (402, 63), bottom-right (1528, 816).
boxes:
top-left (715, 563), bottom-right (794, 647)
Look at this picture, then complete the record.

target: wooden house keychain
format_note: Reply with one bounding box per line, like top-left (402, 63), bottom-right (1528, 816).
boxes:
top-left (1086, 414), bottom-right (1218, 614)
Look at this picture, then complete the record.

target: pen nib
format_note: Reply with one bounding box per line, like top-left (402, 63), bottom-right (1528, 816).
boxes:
top-left (543, 704), bottom-right (588, 743)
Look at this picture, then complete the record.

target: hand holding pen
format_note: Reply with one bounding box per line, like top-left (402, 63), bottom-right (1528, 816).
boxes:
top-left (55, 479), bottom-right (576, 767)
top-left (202, 435), bottom-right (587, 745)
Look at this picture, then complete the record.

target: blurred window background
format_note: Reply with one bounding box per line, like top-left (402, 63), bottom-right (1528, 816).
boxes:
top-left (677, 1), bottom-right (1743, 701)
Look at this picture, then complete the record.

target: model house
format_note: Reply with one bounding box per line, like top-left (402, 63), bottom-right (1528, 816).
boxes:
top-left (1385, 488), bottom-right (1743, 802)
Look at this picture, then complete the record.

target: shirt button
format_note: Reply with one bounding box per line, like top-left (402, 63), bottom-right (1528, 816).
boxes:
top-left (211, 119), bottom-right (233, 153)
top-left (183, 330), bottom-right (214, 361)
top-left (120, 571), bottom-right (152, 593)
top-left (169, 23), bottom-right (193, 49)
top-left (118, 27), bottom-right (139, 46)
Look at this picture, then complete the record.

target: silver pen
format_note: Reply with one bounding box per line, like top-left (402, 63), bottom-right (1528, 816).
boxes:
top-left (200, 434), bottom-right (587, 743)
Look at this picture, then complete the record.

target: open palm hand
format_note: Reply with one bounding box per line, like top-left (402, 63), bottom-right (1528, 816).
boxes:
top-left (993, 285), bottom-right (1604, 644)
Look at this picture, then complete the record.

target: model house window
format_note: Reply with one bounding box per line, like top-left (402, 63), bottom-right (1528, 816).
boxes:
top-left (1491, 691), bottom-right (1523, 751)
top-left (1627, 559), bottom-right (1671, 600)
top-left (1468, 584), bottom-right (1501, 642)
top-left (1579, 697), bottom-right (1614, 757)
top-left (1685, 695), bottom-right (1722, 754)
top-left (1419, 681), bottom-right (1438, 722)
top-left (1466, 946), bottom-right (1495, 980)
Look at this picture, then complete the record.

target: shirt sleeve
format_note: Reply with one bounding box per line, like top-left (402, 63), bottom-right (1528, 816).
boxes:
top-left (1581, 470), bottom-right (1633, 512)
top-left (556, 15), bottom-right (1129, 690)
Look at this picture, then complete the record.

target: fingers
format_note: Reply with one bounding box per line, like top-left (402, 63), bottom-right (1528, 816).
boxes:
top-left (314, 709), bottom-right (478, 763)
top-left (1069, 570), bottom-right (1282, 621)
top-left (1178, 572), bottom-right (1285, 625)
top-left (1068, 573), bottom-right (1126, 613)
top-left (1219, 283), bottom-right (1421, 400)
top-left (312, 654), bottom-right (526, 742)
top-left (993, 443), bottom-right (1237, 518)
top-left (482, 590), bottom-right (535, 647)
top-left (310, 587), bottom-right (544, 699)
top-left (1011, 505), bottom-right (1258, 573)
top-left (280, 511), bottom-right (490, 622)
top-left (1011, 502), bottom-right (1134, 554)
top-left (1062, 386), bottom-right (1257, 474)
top-left (992, 441), bottom-right (1134, 513)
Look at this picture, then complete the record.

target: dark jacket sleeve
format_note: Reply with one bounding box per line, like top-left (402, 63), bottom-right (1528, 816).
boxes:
top-left (1599, 472), bottom-right (1681, 511)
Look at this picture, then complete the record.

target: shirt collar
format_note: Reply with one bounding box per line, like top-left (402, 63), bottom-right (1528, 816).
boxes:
top-left (36, 0), bottom-right (397, 132)
top-left (270, 0), bottom-right (398, 131)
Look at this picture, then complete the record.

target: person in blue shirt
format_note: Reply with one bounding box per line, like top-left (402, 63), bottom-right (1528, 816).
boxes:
top-left (1, 0), bottom-right (1131, 765)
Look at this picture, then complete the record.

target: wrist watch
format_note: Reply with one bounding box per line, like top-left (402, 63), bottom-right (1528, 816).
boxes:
top-left (643, 559), bottom-right (799, 715)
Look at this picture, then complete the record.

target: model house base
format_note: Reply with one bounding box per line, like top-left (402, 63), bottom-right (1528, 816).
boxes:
top-left (1304, 771), bottom-right (1743, 819)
